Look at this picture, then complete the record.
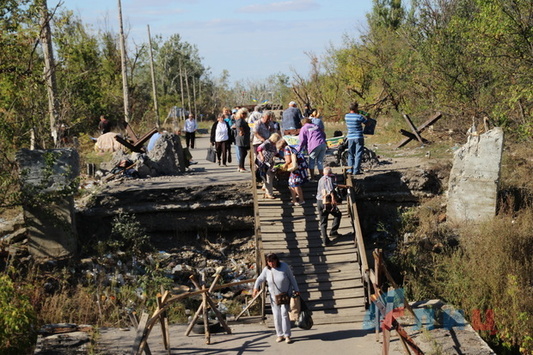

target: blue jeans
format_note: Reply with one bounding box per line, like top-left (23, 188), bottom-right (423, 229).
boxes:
top-left (309, 143), bottom-right (327, 170)
top-left (347, 138), bottom-right (364, 173)
top-left (235, 143), bottom-right (241, 165)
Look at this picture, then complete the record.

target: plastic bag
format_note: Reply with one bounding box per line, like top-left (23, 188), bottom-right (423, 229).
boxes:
top-left (295, 297), bottom-right (313, 330)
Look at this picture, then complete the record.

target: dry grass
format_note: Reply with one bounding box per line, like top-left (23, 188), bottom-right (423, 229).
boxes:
top-left (400, 198), bottom-right (533, 354)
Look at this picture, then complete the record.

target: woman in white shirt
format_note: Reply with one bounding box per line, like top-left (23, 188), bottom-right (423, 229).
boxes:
top-left (210, 113), bottom-right (232, 166)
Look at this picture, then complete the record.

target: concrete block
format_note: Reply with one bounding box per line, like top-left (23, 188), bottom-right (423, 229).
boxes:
top-left (447, 128), bottom-right (504, 223)
top-left (16, 149), bottom-right (79, 260)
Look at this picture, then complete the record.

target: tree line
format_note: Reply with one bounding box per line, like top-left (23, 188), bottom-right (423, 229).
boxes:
top-left (293, 0), bottom-right (532, 140)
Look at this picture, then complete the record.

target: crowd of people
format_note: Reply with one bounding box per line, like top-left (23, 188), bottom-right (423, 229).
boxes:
top-left (96, 102), bottom-right (369, 344)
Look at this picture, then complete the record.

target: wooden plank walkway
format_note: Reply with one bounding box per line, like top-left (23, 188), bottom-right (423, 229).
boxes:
top-left (256, 179), bottom-right (367, 325)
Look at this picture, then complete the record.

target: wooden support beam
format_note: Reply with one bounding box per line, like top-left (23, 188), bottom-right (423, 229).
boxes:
top-left (156, 292), bottom-right (170, 351)
top-left (129, 312), bottom-right (152, 355)
top-left (189, 275), bottom-right (232, 335)
top-left (236, 287), bottom-right (264, 321)
top-left (132, 312), bottom-right (151, 355)
top-left (134, 278), bottom-right (256, 355)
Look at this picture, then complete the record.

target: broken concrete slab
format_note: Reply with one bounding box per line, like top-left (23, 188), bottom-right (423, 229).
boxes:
top-left (446, 128), bottom-right (504, 224)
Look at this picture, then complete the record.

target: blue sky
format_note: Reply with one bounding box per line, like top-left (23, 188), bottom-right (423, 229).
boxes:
top-left (50, 0), bottom-right (373, 83)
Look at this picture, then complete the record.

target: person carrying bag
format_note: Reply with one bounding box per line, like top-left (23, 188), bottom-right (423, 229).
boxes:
top-left (253, 253), bottom-right (300, 344)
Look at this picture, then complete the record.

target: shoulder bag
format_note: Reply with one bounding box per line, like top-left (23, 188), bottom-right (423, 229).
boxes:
top-left (270, 270), bottom-right (290, 305)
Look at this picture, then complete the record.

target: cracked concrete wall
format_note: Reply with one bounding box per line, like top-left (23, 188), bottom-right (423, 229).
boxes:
top-left (447, 128), bottom-right (504, 224)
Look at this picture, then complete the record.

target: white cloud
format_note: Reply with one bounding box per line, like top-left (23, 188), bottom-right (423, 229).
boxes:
top-left (238, 0), bottom-right (320, 14)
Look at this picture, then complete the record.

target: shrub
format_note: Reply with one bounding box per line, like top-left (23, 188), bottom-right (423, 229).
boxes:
top-left (399, 203), bottom-right (533, 354)
top-left (0, 274), bottom-right (37, 355)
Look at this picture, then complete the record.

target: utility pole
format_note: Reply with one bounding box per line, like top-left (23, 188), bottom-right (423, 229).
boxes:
top-left (147, 24), bottom-right (160, 128)
top-left (117, 0), bottom-right (130, 123)
top-left (39, 0), bottom-right (60, 147)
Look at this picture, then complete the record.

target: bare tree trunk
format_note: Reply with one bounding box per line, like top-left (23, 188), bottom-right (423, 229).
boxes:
top-left (198, 78), bottom-right (202, 121)
top-left (147, 25), bottom-right (160, 128)
top-left (192, 76), bottom-right (198, 116)
top-left (117, 0), bottom-right (130, 123)
top-left (39, 0), bottom-right (59, 147)
top-left (179, 58), bottom-right (186, 124)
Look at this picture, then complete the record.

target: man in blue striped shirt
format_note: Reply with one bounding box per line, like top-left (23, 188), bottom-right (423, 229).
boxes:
top-left (344, 102), bottom-right (368, 174)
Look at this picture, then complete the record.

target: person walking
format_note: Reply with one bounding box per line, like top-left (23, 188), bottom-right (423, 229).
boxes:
top-left (277, 138), bottom-right (309, 206)
top-left (256, 133), bottom-right (281, 199)
top-left (183, 113), bottom-right (198, 149)
top-left (210, 113), bottom-right (232, 166)
top-left (252, 110), bottom-right (275, 153)
top-left (316, 167), bottom-right (343, 246)
top-left (223, 107), bottom-right (236, 163)
top-left (298, 118), bottom-right (327, 180)
top-left (234, 108), bottom-right (251, 172)
top-left (253, 253), bottom-right (300, 344)
top-left (344, 102), bottom-right (368, 175)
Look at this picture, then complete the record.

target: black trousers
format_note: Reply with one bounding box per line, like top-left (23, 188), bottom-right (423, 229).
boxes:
top-left (185, 131), bottom-right (196, 149)
top-left (317, 200), bottom-right (341, 243)
top-left (238, 146), bottom-right (249, 170)
top-left (215, 141), bottom-right (229, 165)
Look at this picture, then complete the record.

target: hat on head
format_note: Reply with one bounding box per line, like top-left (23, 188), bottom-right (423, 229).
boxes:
top-left (289, 101), bottom-right (297, 106)
top-left (232, 109), bottom-right (237, 113)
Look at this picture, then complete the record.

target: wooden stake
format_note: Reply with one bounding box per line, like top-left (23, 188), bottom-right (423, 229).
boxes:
top-left (189, 276), bottom-right (232, 334)
top-left (132, 312), bottom-right (151, 355)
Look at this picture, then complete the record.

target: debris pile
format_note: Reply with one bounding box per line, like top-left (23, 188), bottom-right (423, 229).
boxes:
top-left (96, 132), bottom-right (189, 182)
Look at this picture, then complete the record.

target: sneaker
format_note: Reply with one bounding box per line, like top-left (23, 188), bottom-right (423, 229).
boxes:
top-left (330, 231), bottom-right (340, 238)
top-left (285, 337), bottom-right (292, 344)
top-left (288, 202), bottom-right (295, 206)
top-left (295, 201), bottom-right (305, 206)
top-left (189, 160), bottom-right (198, 165)
top-left (276, 337), bottom-right (284, 343)
top-left (223, 164), bottom-right (227, 167)
top-left (324, 238), bottom-right (332, 246)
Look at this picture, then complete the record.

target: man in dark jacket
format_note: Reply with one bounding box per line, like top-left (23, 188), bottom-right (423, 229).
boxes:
top-left (281, 101), bottom-right (303, 136)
